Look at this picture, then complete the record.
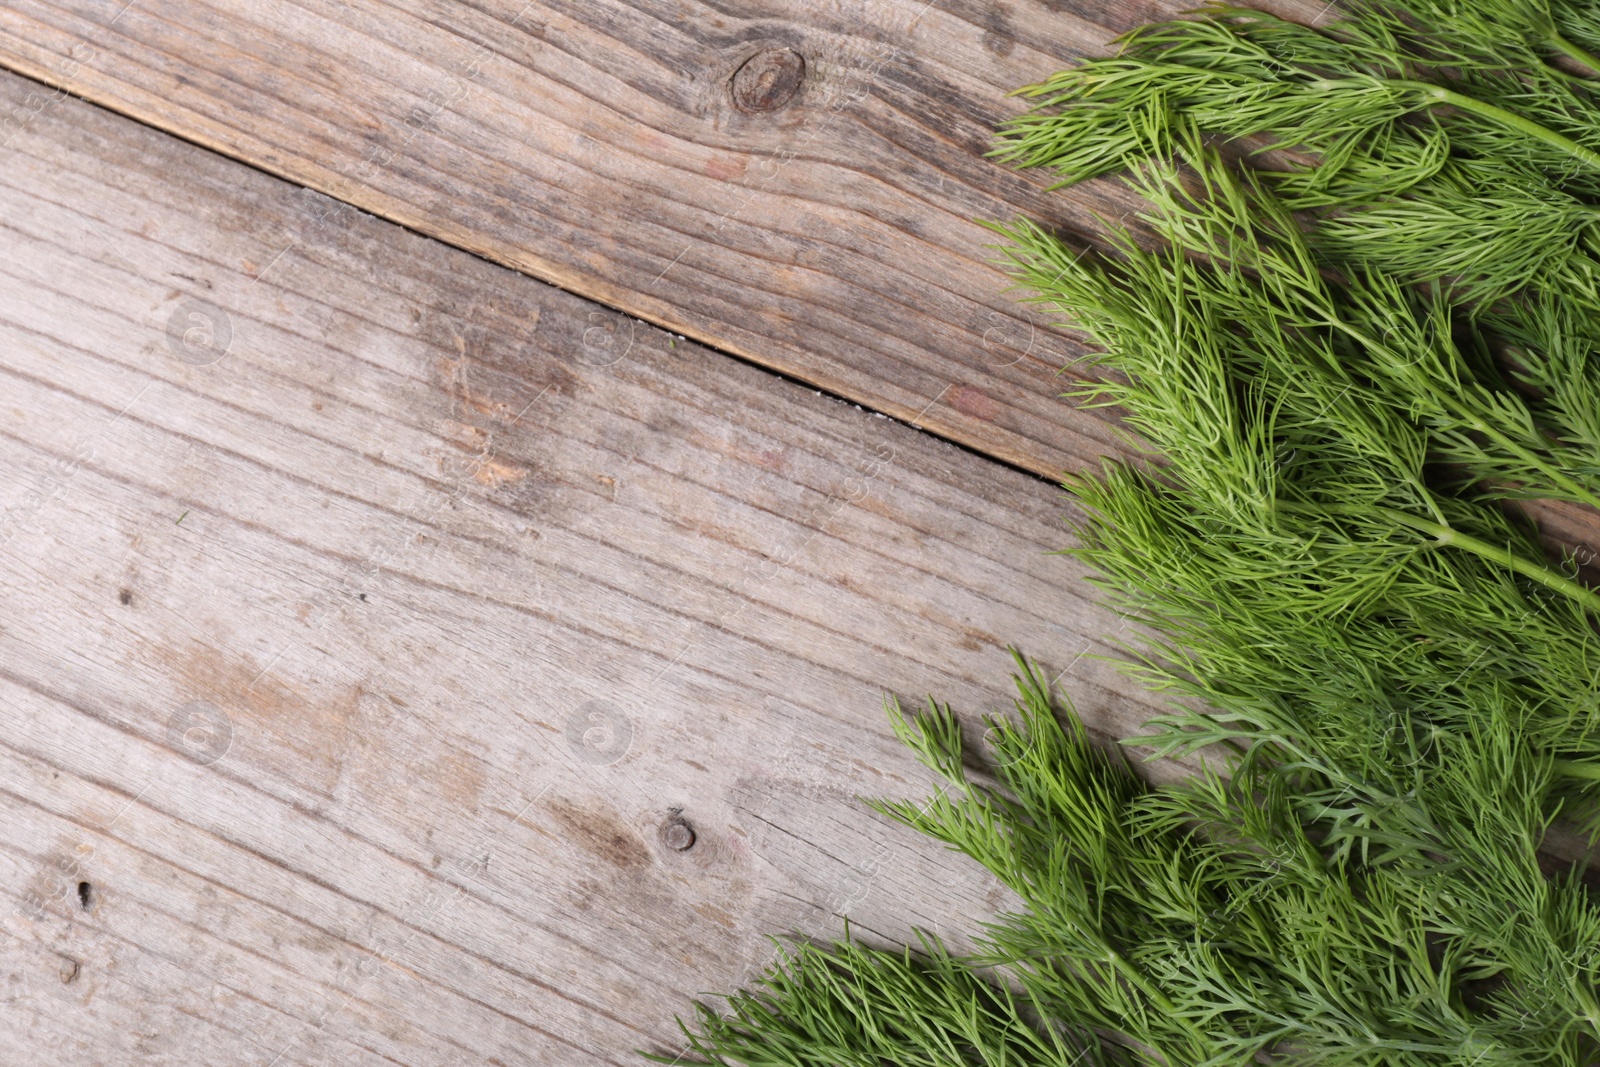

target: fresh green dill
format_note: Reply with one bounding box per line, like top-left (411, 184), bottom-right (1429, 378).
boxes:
top-left (656, 5), bottom-right (1600, 1065)
top-left (650, 928), bottom-right (1111, 1067)
top-left (664, 656), bottom-right (1600, 1065)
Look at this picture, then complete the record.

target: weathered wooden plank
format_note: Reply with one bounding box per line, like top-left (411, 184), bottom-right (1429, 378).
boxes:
top-left (0, 71), bottom-right (1170, 1065)
top-left (0, 0), bottom-right (1327, 480)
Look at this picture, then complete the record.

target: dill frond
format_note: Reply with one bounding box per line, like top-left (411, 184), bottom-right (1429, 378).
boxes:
top-left (658, 5), bottom-right (1600, 1065)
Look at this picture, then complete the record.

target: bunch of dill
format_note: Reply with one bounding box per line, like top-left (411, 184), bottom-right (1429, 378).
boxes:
top-left (654, 4), bottom-right (1600, 1064)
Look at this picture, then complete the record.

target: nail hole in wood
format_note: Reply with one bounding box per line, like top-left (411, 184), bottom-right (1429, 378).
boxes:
top-left (77, 881), bottom-right (91, 909)
top-left (731, 49), bottom-right (806, 113)
top-left (660, 816), bottom-right (696, 852)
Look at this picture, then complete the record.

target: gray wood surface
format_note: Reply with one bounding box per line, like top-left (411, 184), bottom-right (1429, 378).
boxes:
top-left (0, 0), bottom-right (1326, 478)
top-left (0, 69), bottom-right (1171, 1066)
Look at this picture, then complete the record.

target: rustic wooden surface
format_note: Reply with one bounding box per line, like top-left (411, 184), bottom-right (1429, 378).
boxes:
top-left (7, 2), bottom-right (1600, 1062)
top-left (0, 0), bottom-right (1331, 480)
top-left (0, 69), bottom-right (1177, 1066)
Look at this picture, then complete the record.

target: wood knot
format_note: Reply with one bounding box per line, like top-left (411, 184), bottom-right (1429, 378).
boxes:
top-left (730, 49), bottom-right (806, 113)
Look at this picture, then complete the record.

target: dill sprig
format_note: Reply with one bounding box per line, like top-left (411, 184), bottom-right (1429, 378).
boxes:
top-left (999, 142), bottom-right (1600, 534)
top-left (993, 2), bottom-right (1600, 196)
top-left (651, 930), bottom-right (1115, 1067)
top-left (992, 2), bottom-right (1600, 310)
top-left (990, 143), bottom-right (1600, 812)
top-left (875, 659), bottom-right (1600, 1065)
top-left (664, 656), bottom-right (1600, 1065)
top-left (656, 5), bottom-right (1600, 1065)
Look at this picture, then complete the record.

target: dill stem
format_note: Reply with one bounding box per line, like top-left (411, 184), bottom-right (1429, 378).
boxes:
top-left (1308, 503), bottom-right (1600, 614)
top-left (1317, 308), bottom-right (1600, 514)
top-left (1399, 81), bottom-right (1600, 174)
top-left (1553, 758), bottom-right (1600, 781)
top-left (1462, 415), bottom-right (1600, 515)
top-left (1101, 946), bottom-right (1207, 1059)
top-left (1549, 32), bottom-right (1600, 78)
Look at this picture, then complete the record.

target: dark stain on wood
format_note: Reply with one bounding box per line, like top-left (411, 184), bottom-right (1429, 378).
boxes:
top-left (949, 384), bottom-right (1001, 422)
top-left (1037, 0), bottom-right (1168, 32)
top-left (544, 796), bottom-right (653, 872)
top-left (154, 641), bottom-right (359, 797)
top-left (982, 6), bottom-right (1017, 56)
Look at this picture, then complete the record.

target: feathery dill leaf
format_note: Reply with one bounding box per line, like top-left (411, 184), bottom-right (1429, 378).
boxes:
top-left (659, 5), bottom-right (1600, 1065)
top-left (666, 653), bottom-right (1598, 1063)
top-left (989, 141), bottom-right (1600, 810)
top-left (992, 0), bottom-right (1600, 329)
top-left (999, 143), bottom-right (1600, 524)
top-left (651, 930), bottom-right (1110, 1067)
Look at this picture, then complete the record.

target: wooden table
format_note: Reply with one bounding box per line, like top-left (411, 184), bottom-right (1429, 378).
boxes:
top-left (0, 2), bottom-right (1592, 1065)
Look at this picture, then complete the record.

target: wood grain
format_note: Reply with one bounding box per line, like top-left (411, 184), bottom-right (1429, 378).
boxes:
top-left (0, 70), bottom-right (1173, 1065)
top-left (0, 0), bottom-right (1328, 480)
